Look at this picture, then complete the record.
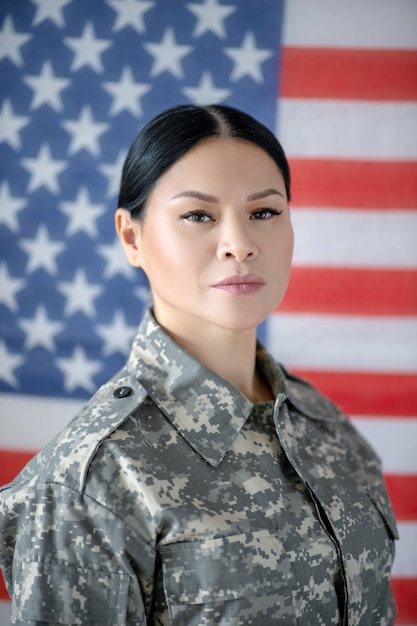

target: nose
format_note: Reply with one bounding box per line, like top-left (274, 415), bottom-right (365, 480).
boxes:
top-left (216, 217), bottom-right (258, 262)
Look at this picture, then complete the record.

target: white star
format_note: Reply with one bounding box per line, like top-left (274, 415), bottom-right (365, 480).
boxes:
top-left (59, 188), bottom-right (106, 237)
top-left (24, 61), bottom-right (70, 112)
top-left (19, 305), bottom-right (64, 351)
top-left (224, 32), bottom-right (272, 82)
top-left (187, 0), bottom-right (236, 38)
top-left (0, 16), bottom-right (31, 66)
top-left (64, 22), bottom-right (112, 73)
top-left (58, 269), bottom-right (104, 317)
top-left (135, 284), bottom-right (152, 306)
top-left (97, 238), bottom-right (135, 280)
top-left (144, 28), bottom-right (192, 78)
top-left (0, 182), bottom-right (26, 231)
top-left (183, 71), bottom-right (231, 105)
top-left (56, 346), bottom-right (101, 393)
top-left (30, 0), bottom-right (72, 27)
top-left (0, 263), bottom-right (25, 311)
top-left (97, 310), bottom-right (137, 356)
top-left (0, 100), bottom-right (29, 150)
top-left (107, 0), bottom-right (154, 33)
top-left (0, 341), bottom-right (24, 388)
top-left (99, 150), bottom-right (125, 198)
top-left (21, 143), bottom-right (67, 194)
top-left (103, 67), bottom-right (151, 117)
top-left (62, 106), bottom-right (109, 157)
top-left (20, 225), bottom-right (65, 275)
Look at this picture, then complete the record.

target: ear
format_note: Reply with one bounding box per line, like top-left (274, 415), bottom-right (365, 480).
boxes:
top-left (115, 208), bottom-right (144, 267)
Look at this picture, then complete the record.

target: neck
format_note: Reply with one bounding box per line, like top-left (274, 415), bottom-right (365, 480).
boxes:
top-left (156, 315), bottom-right (273, 403)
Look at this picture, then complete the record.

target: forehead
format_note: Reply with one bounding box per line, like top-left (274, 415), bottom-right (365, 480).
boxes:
top-left (154, 137), bottom-right (284, 192)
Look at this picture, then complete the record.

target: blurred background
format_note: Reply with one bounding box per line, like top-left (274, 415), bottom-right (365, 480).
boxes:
top-left (0, 0), bottom-right (416, 623)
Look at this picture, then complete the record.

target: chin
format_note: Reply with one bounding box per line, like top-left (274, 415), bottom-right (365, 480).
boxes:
top-left (210, 310), bottom-right (270, 334)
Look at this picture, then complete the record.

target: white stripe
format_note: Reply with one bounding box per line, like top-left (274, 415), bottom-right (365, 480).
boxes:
top-left (393, 522), bottom-right (417, 577)
top-left (268, 314), bottom-right (417, 373)
top-left (0, 602), bottom-right (11, 626)
top-left (282, 0), bottom-right (417, 49)
top-left (291, 209), bottom-right (417, 269)
top-left (0, 393), bottom-right (82, 450)
top-left (351, 418), bottom-right (417, 473)
top-left (276, 100), bottom-right (417, 160)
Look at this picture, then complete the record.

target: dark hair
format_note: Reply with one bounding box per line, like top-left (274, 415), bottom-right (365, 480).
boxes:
top-left (118, 104), bottom-right (291, 220)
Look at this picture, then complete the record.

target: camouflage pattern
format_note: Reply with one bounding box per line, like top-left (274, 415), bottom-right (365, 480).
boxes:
top-left (0, 309), bottom-right (398, 625)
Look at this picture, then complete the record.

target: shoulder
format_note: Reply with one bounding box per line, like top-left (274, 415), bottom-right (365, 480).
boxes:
top-left (2, 367), bottom-right (149, 496)
top-left (281, 365), bottom-right (345, 422)
top-left (280, 364), bottom-right (386, 466)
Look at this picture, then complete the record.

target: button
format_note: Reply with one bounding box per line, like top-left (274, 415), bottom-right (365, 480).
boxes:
top-left (113, 386), bottom-right (132, 398)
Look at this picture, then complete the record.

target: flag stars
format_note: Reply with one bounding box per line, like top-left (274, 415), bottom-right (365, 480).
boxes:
top-left (97, 311), bottom-right (137, 356)
top-left (21, 144), bottom-right (67, 194)
top-left (144, 28), bottom-right (192, 78)
top-left (56, 346), bottom-right (101, 393)
top-left (107, 0), bottom-right (155, 33)
top-left (20, 225), bottom-right (65, 275)
top-left (59, 188), bottom-right (106, 238)
top-left (225, 32), bottom-right (273, 82)
top-left (183, 71), bottom-right (231, 105)
top-left (30, 0), bottom-right (72, 28)
top-left (0, 100), bottom-right (29, 150)
top-left (187, 0), bottom-right (236, 38)
top-left (58, 269), bottom-right (104, 317)
top-left (62, 106), bottom-right (109, 157)
top-left (0, 341), bottom-right (24, 388)
top-left (0, 183), bottom-right (26, 232)
top-left (64, 22), bottom-right (112, 73)
top-left (0, 16), bottom-right (31, 66)
top-left (19, 305), bottom-right (64, 351)
top-left (0, 264), bottom-right (25, 311)
top-left (103, 67), bottom-right (151, 117)
top-left (97, 238), bottom-right (135, 280)
top-left (24, 61), bottom-right (70, 112)
top-left (99, 151), bottom-right (125, 198)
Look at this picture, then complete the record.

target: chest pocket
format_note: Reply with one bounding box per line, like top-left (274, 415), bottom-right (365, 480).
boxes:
top-left (159, 530), bottom-right (295, 625)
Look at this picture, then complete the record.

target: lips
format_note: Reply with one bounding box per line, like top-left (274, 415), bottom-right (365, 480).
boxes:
top-left (212, 274), bottom-right (265, 295)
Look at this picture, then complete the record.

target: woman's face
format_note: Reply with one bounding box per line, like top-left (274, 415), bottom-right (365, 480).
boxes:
top-left (117, 137), bottom-right (294, 338)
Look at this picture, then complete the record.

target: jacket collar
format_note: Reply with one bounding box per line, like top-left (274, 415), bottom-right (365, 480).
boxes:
top-left (127, 310), bottom-right (336, 467)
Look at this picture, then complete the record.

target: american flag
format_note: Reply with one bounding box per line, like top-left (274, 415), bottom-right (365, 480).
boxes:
top-left (0, 0), bottom-right (416, 623)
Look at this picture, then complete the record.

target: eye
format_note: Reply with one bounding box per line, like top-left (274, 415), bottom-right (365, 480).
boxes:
top-left (181, 211), bottom-right (212, 223)
top-left (250, 208), bottom-right (282, 220)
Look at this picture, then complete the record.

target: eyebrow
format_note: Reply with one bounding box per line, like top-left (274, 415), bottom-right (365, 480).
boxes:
top-left (246, 188), bottom-right (284, 201)
top-left (171, 190), bottom-right (217, 202)
top-left (171, 188), bottom-right (284, 203)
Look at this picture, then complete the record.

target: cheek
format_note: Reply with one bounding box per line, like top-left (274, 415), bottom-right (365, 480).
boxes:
top-left (270, 223), bottom-right (294, 268)
top-left (142, 228), bottom-right (199, 278)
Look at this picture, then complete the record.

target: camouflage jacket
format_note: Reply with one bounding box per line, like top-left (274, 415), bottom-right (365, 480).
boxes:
top-left (0, 310), bottom-right (398, 625)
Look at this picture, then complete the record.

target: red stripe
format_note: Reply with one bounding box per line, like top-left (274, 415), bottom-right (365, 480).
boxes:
top-left (392, 578), bottom-right (417, 624)
top-left (291, 370), bottom-right (417, 417)
top-left (0, 573), bottom-right (9, 601)
top-left (280, 47), bottom-right (417, 100)
top-left (0, 449), bottom-right (35, 487)
top-left (385, 475), bottom-right (417, 522)
top-left (289, 160), bottom-right (417, 210)
top-left (280, 267), bottom-right (417, 316)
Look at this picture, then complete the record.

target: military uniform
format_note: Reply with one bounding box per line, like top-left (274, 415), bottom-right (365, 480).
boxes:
top-left (0, 310), bottom-right (398, 625)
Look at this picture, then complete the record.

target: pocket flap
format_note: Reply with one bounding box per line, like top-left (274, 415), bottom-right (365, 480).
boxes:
top-left (368, 486), bottom-right (399, 541)
top-left (160, 530), bottom-right (290, 605)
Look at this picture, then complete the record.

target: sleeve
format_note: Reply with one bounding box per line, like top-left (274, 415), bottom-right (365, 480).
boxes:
top-left (0, 481), bottom-right (156, 626)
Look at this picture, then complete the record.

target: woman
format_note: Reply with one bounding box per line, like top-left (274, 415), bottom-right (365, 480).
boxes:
top-left (0, 104), bottom-right (398, 625)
